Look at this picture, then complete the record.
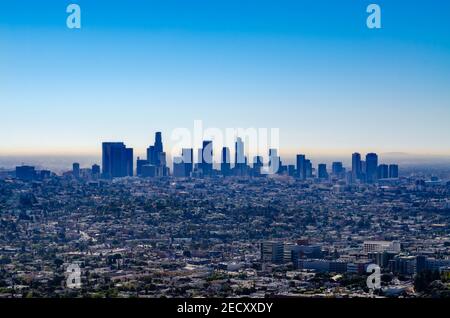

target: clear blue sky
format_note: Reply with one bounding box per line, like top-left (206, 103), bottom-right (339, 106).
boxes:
top-left (1, 0), bottom-right (450, 158)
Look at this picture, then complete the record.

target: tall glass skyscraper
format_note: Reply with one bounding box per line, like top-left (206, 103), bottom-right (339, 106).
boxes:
top-left (102, 142), bottom-right (133, 178)
top-left (365, 153), bottom-right (378, 183)
top-left (145, 132), bottom-right (168, 177)
top-left (202, 140), bottom-right (213, 176)
top-left (154, 132), bottom-right (163, 153)
top-left (221, 147), bottom-right (231, 176)
top-left (352, 153), bottom-right (362, 181)
top-left (296, 154), bottom-right (306, 180)
top-left (182, 148), bottom-right (194, 177)
top-left (389, 164), bottom-right (399, 178)
top-left (318, 164), bottom-right (328, 179)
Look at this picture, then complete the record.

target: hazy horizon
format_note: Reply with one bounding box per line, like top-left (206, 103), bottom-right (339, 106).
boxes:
top-left (2, 152), bottom-right (450, 174)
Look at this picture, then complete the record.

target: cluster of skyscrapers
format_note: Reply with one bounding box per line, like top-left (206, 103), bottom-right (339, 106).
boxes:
top-left (98, 132), bottom-right (399, 182)
top-left (136, 132), bottom-right (170, 178)
top-left (351, 152), bottom-right (399, 183)
top-left (12, 132), bottom-right (399, 183)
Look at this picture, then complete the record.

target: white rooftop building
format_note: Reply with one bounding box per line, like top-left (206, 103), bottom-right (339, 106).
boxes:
top-left (363, 240), bottom-right (401, 253)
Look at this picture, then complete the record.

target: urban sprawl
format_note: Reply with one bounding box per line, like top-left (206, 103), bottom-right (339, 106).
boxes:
top-left (1, 132), bottom-right (449, 298)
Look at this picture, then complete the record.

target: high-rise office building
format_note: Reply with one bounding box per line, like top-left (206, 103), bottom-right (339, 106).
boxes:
top-left (158, 152), bottom-right (166, 167)
top-left (352, 152), bottom-right (362, 180)
top-left (253, 156), bottom-right (263, 176)
top-left (147, 146), bottom-right (156, 165)
top-left (221, 147), bottom-right (231, 176)
top-left (173, 157), bottom-right (186, 177)
top-left (157, 152), bottom-right (168, 177)
top-left (15, 165), bottom-right (36, 181)
top-left (144, 132), bottom-right (167, 177)
top-left (202, 140), bottom-right (213, 176)
top-left (136, 157), bottom-right (149, 176)
top-left (197, 148), bottom-right (203, 167)
top-left (91, 164), bottom-right (100, 176)
top-left (416, 255), bottom-right (427, 274)
top-left (102, 142), bottom-right (132, 178)
top-left (287, 164), bottom-right (296, 177)
top-left (126, 148), bottom-right (133, 176)
top-left (154, 131), bottom-right (163, 154)
top-left (147, 132), bottom-right (163, 165)
top-left (363, 240), bottom-right (401, 253)
top-left (141, 164), bottom-right (157, 177)
top-left (377, 164), bottom-right (389, 179)
top-left (296, 154), bottom-right (306, 180)
top-left (72, 163), bottom-right (80, 178)
top-left (182, 148), bottom-right (193, 177)
top-left (318, 164), bottom-right (328, 179)
top-left (234, 138), bottom-right (247, 176)
top-left (389, 164), bottom-right (399, 178)
top-left (365, 153), bottom-right (378, 183)
top-left (332, 162), bottom-right (344, 178)
top-left (261, 241), bottom-right (284, 264)
top-left (361, 160), bottom-right (366, 180)
top-left (305, 159), bottom-right (313, 178)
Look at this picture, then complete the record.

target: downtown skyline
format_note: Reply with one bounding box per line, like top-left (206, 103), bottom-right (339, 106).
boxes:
top-left (8, 131), bottom-right (402, 182)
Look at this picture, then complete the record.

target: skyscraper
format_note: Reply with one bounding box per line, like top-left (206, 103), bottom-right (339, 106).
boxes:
top-left (91, 164), bottom-right (100, 176)
top-left (145, 132), bottom-right (168, 177)
top-left (253, 156), bottom-right (263, 176)
top-left (389, 164), bottom-right (399, 178)
top-left (102, 142), bottom-right (132, 178)
top-left (365, 153), bottom-right (378, 183)
top-left (296, 154), bottom-right (306, 180)
top-left (125, 148), bottom-right (134, 176)
top-left (154, 131), bottom-right (163, 154)
top-left (233, 137), bottom-right (246, 176)
top-left (182, 148), bottom-right (193, 177)
top-left (287, 165), bottom-right (296, 177)
top-left (202, 140), bottom-right (213, 176)
top-left (197, 148), bottom-right (203, 167)
top-left (141, 165), bottom-right (157, 177)
top-left (15, 165), bottom-right (36, 181)
top-left (332, 162), bottom-right (344, 178)
top-left (305, 159), bottom-right (313, 178)
top-left (361, 160), bottom-right (367, 181)
top-left (221, 147), bottom-right (231, 176)
top-left (136, 157), bottom-right (149, 176)
top-left (72, 162), bottom-right (80, 178)
top-left (147, 146), bottom-right (156, 165)
top-left (147, 132), bottom-right (163, 165)
top-left (261, 241), bottom-right (284, 264)
top-left (352, 152), bottom-right (362, 180)
top-left (173, 156), bottom-right (186, 177)
top-left (377, 164), bottom-right (389, 179)
top-left (318, 164), bottom-right (328, 179)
